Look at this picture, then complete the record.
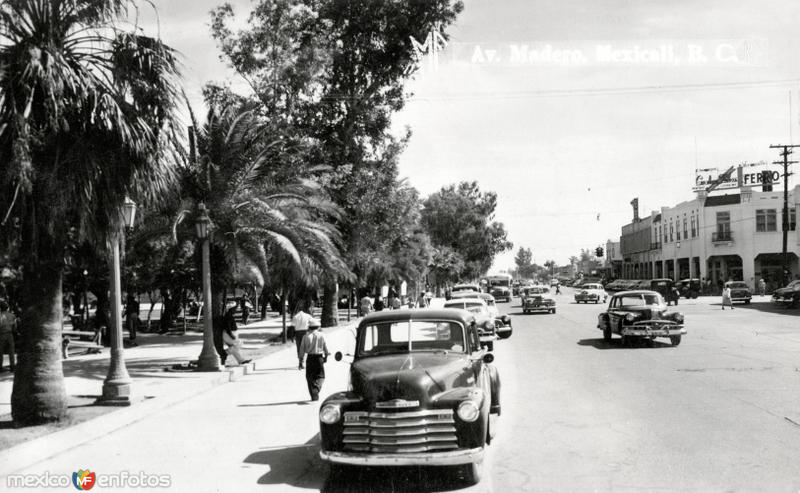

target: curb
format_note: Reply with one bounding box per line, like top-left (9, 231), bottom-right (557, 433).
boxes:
top-left (0, 319), bottom-right (359, 477)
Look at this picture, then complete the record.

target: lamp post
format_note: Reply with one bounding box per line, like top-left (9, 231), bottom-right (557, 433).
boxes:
top-left (195, 203), bottom-right (220, 371)
top-left (98, 197), bottom-right (137, 405)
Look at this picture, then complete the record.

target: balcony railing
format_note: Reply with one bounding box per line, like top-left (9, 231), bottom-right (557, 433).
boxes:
top-left (712, 231), bottom-right (733, 242)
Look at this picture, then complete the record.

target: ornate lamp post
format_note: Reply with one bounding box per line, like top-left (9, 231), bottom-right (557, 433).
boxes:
top-left (195, 203), bottom-right (220, 371)
top-left (98, 197), bottom-right (137, 405)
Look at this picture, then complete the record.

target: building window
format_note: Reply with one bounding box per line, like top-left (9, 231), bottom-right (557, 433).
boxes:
top-left (756, 209), bottom-right (777, 232)
top-left (788, 208), bottom-right (797, 231)
top-left (715, 211), bottom-right (731, 241)
top-left (683, 215), bottom-right (688, 239)
top-left (690, 214), bottom-right (697, 237)
top-left (669, 221), bottom-right (674, 242)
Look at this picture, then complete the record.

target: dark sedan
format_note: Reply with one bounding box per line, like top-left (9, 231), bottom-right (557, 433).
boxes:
top-left (319, 309), bottom-right (501, 485)
top-left (597, 290), bottom-right (686, 347)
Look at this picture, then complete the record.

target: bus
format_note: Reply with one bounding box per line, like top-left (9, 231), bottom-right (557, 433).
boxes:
top-left (484, 273), bottom-right (513, 302)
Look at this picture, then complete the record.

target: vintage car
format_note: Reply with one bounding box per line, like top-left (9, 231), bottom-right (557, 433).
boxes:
top-left (597, 290), bottom-right (686, 346)
top-left (319, 309), bottom-right (500, 485)
top-left (724, 281), bottom-right (752, 304)
top-left (443, 298), bottom-right (502, 350)
top-left (771, 279), bottom-right (800, 305)
top-left (522, 288), bottom-right (556, 314)
top-left (677, 278), bottom-right (702, 299)
top-left (468, 292), bottom-right (512, 339)
top-left (574, 283), bottom-right (607, 304)
top-left (489, 286), bottom-right (511, 303)
top-left (452, 283), bottom-right (481, 294)
top-left (649, 278), bottom-right (680, 306)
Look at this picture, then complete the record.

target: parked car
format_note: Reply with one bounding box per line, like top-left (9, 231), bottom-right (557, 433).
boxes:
top-left (649, 278), bottom-right (680, 306)
top-left (489, 285), bottom-right (511, 303)
top-left (522, 289), bottom-right (556, 314)
top-left (677, 278), bottom-right (702, 299)
top-left (319, 309), bottom-right (501, 485)
top-left (471, 292), bottom-right (512, 339)
top-left (443, 298), bottom-right (500, 350)
top-left (772, 280), bottom-right (800, 305)
top-left (574, 283), bottom-right (607, 304)
top-left (452, 283), bottom-right (481, 294)
top-left (597, 290), bottom-right (686, 346)
top-left (724, 281), bottom-right (752, 304)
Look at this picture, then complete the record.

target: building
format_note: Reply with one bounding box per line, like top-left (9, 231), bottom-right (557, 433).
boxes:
top-left (604, 239), bottom-right (622, 278)
top-left (617, 184), bottom-right (800, 291)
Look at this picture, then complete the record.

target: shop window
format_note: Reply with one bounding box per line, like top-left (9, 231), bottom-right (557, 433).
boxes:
top-left (756, 209), bottom-right (777, 232)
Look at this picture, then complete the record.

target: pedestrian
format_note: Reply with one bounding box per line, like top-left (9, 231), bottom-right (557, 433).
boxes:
top-left (299, 319), bottom-right (330, 401)
top-left (222, 308), bottom-right (251, 366)
top-left (373, 296), bottom-right (385, 312)
top-left (291, 303), bottom-right (317, 369)
top-left (721, 284), bottom-right (733, 310)
top-left (555, 284), bottom-right (561, 295)
top-left (240, 295), bottom-right (250, 325)
top-left (758, 278), bottom-right (766, 296)
top-left (391, 296), bottom-right (402, 310)
top-left (416, 292), bottom-right (427, 308)
top-left (0, 300), bottom-right (16, 372)
top-left (359, 295), bottom-right (372, 317)
top-left (125, 293), bottom-right (140, 346)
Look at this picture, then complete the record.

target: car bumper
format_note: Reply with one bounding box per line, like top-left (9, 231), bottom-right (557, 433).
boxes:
top-left (524, 305), bottom-right (554, 312)
top-left (320, 447), bottom-right (484, 466)
top-left (621, 325), bottom-right (686, 337)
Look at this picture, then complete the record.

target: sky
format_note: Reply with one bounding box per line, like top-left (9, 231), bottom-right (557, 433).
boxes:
top-left (146, 0), bottom-right (800, 269)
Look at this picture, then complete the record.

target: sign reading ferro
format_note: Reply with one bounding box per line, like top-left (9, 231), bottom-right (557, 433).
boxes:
top-left (693, 162), bottom-right (781, 192)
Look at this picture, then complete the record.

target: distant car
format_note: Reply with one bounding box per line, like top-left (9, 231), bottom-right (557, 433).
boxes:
top-left (725, 281), bottom-right (752, 304)
top-left (772, 280), bottom-right (800, 305)
top-left (677, 278), bottom-right (702, 299)
top-left (522, 288), bottom-right (556, 314)
top-left (489, 285), bottom-right (511, 303)
top-left (574, 283), bottom-right (607, 304)
top-left (550, 279), bottom-right (559, 287)
top-left (443, 298), bottom-right (500, 350)
top-left (649, 278), bottom-right (680, 306)
top-left (452, 283), bottom-right (481, 294)
top-left (597, 290), bottom-right (686, 347)
top-left (471, 292), bottom-right (512, 339)
top-left (319, 309), bottom-right (500, 485)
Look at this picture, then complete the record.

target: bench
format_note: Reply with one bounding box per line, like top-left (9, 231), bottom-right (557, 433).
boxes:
top-left (62, 329), bottom-right (103, 358)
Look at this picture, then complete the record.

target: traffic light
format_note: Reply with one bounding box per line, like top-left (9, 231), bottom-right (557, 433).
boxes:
top-left (761, 170), bottom-right (773, 192)
top-left (595, 246), bottom-right (604, 257)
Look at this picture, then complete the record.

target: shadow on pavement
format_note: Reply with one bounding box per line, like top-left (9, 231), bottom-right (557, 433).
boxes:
top-left (238, 400), bottom-right (311, 407)
top-left (719, 300), bottom-right (800, 316)
top-left (245, 434), bottom-right (326, 489)
top-left (578, 338), bottom-right (673, 350)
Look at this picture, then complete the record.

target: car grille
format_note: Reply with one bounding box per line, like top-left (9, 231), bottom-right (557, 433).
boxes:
top-left (341, 409), bottom-right (459, 453)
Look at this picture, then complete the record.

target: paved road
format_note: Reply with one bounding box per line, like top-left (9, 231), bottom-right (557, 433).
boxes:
top-left (4, 292), bottom-right (800, 492)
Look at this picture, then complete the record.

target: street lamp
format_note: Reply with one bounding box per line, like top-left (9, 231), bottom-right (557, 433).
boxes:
top-left (195, 203), bottom-right (220, 371)
top-left (98, 197), bottom-right (137, 405)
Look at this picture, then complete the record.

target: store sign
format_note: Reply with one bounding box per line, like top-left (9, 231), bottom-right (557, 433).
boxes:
top-left (693, 162), bottom-right (782, 192)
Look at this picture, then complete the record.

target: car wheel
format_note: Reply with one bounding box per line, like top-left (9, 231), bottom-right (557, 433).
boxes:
top-left (462, 461), bottom-right (484, 485)
top-left (745, 300), bottom-right (751, 304)
top-left (497, 329), bottom-right (511, 339)
top-left (550, 308), bottom-right (556, 314)
top-left (485, 341), bottom-right (494, 351)
top-left (603, 323), bottom-right (612, 342)
top-left (670, 335), bottom-right (682, 346)
top-left (621, 335), bottom-right (631, 347)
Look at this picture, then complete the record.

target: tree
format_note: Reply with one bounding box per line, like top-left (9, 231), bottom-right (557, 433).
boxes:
top-left (0, 0), bottom-right (184, 425)
top-left (514, 247), bottom-right (535, 279)
top-left (421, 182), bottom-right (513, 280)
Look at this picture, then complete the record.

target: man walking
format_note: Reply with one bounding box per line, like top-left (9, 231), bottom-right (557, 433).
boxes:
top-left (125, 293), bottom-right (139, 346)
top-left (299, 320), bottom-right (330, 401)
top-left (0, 300), bottom-right (16, 372)
top-left (291, 303), bottom-right (317, 369)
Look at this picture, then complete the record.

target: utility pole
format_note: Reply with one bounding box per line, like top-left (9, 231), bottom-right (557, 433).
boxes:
top-left (769, 144), bottom-right (799, 283)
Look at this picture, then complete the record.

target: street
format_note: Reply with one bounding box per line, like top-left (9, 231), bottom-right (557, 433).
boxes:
top-left (4, 290), bottom-right (800, 492)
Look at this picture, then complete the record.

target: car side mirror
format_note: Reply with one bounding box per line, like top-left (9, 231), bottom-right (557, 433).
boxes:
top-left (335, 351), bottom-right (343, 361)
top-left (482, 352), bottom-right (495, 364)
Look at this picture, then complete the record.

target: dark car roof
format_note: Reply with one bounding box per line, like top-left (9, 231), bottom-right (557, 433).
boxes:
top-left (360, 309), bottom-right (475, 326)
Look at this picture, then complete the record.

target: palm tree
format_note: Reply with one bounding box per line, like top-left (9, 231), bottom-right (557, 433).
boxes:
top-left (175, 104), bottom-right (351, 324)
top-left (0, 0), bottom-right (184, 425)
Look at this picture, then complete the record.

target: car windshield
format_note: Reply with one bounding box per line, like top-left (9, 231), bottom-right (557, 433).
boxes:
top-left (453, 286), bottom-right (477, 292)
top-left (444, 301), bottom-right (487, 315)
top-left (584, 284), bottom-right (602, 290)
top-left (727, 282), bottom-right (748, 288)
top-left (615, 293), bottom-right (663, 308)
top-left (358, 320), bottom-right (467, 356)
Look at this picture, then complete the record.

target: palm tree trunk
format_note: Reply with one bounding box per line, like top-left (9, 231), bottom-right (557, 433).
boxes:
top-left (321, 283), bottom-right (338, 328)
top-left (11, 260), bottom-right (69, 425)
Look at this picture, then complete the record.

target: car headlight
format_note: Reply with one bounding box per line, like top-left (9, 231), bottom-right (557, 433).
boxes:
top-left (673, 313), bottom-right (684, 323)
top-left (625, 313), bottom-right (636, 322)
top-left (457, 401), bottom-right (480, 422)
top-left (319, 404), bottom-right (341, 424)
top-left (484, 321), bottom-right (495, 330)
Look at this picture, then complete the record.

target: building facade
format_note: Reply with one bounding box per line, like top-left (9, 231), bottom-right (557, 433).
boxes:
top-left (616, 185), bottom-right (800, 290)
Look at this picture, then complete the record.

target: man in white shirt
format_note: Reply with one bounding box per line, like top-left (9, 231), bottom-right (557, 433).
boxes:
top-left (291, 303), bottom-right (317, 369)
top-left (299, 319), bottom-right (330, 401)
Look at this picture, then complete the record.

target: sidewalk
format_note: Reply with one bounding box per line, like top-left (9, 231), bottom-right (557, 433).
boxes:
top-left (0, 312), bottom-right (361, 475)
